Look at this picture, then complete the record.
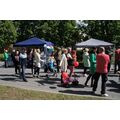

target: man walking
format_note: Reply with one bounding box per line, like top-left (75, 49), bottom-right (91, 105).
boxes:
top-left (92, 47), bottom-right (110, 97)
top-left (19, 48), bottom-right (27, 82)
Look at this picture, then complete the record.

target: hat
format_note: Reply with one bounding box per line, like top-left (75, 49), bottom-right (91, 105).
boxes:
top-left (85, 48), bottom-right (89, 52)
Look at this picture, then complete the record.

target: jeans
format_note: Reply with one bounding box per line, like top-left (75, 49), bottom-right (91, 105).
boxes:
top-left (83, 67), bottom-right (89, 74)
top-left (85, 73), bottom-right (95, 86)
top-left (15, 64), bottom-right (20, 74)
top-left (20, 58), bottom-right (27, 80)
top-left (93, 72), bottom-right (108, 94)
top-left (20, 64), bottom-right (26, 80)
top-left (34, 67), bottom-right (40, 75)
top-left (56, 60), bottom-right (60, 73)
top-left (5, 60), bottom-right (8, 68)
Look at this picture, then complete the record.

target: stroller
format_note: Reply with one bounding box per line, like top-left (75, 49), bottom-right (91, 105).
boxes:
top-left (61, 72), bottom-right (79, 87)
top-left (61, 61), bottom-right (79, 87)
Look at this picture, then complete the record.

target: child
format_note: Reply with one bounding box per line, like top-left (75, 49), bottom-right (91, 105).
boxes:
top-left (46, 54), bottom-right (57, 77)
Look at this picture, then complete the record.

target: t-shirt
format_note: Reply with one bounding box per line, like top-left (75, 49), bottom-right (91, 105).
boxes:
top-left (96, 53), bottom-right (110, 73)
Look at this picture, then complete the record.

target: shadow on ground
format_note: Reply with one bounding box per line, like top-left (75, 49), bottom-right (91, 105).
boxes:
top-left (36, 77), bottom-right (60, 86)
top-left (59, 89), bottom-right (101, 97)
top-left (107, 80), bottom-right (120, 93)
top-left (57, 84), bottom-right (85, 88)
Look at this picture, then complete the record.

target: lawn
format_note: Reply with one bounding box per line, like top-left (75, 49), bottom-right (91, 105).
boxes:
top-left (0, 85), bottom-right (106, 100)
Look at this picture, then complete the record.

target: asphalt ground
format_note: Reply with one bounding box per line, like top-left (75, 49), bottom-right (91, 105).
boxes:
top-left (0, 62), bottom-right (120, 99)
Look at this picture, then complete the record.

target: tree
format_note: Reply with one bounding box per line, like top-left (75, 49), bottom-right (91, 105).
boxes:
top-left (0, 20), bottom-right (17, 50)
top-left (82, 20), bottom-right (120, 46)
top-left (15, 20), bottom-right (81, 47)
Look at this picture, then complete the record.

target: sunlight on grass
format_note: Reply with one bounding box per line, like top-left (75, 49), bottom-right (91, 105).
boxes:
top-left (0, 85), bottom-right (106, 100)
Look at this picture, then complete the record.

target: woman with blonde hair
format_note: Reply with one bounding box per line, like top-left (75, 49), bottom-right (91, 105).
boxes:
top-left (33, 49), bottom-right (44, 77)
top-left (83, 48), bottom-right (90, 76)
top-left (59, 48), bottom-right (68, 83)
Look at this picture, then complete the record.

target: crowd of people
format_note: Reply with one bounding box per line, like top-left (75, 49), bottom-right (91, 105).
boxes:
top-left (2, 46), bottom-right (120, 97)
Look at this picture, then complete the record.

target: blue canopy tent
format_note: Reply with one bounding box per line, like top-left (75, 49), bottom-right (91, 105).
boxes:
top-left (75, 38), bottom-right (114, 48)
top-left (14, 37), bottom-right (54, 47)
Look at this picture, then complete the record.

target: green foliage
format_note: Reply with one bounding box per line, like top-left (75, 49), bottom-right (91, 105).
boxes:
top-left (15, 20), bottom-right (81, 47)
top-left (0, 54), bottom-right (4, 61)
top-left (82, 20), bottom-right (120, 46)
top-left (0, 20), bottom-right (120, 50)
top-left (0, 21), bottom-right (17, 49)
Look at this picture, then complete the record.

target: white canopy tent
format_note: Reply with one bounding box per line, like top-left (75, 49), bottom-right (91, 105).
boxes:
top-left (75, 38), bottom-right (114, 48)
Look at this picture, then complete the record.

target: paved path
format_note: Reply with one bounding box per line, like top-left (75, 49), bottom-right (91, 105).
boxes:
top-left (0, 62), bottom-right (120, 99)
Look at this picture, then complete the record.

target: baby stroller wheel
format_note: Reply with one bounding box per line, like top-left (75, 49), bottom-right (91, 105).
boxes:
top-left (72, 80), bottom-right (79, 86)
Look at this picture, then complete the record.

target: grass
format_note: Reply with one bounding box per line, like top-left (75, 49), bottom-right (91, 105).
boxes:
top-left (0, 85), bottom-right (106, 100)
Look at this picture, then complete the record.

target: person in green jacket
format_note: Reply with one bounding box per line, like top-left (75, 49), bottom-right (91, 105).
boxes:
top-left (84, 47), bottom-right (97, 87)
top-left (3, 49), bottom-right (9, 68)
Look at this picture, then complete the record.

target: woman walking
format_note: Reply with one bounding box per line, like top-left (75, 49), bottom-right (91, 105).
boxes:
top-left (14, 50), bottom-right (20, 74)
top-left (84, 47), bottom-right (97, 87)
top-left (59, 49), bottom-right (68, 83)
top-left (83, 48), bottom-right (90, 76)
top-left (34, 49), bottom-right (44, 78)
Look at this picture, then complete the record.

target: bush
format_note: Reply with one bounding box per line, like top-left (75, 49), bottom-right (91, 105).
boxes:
top-left (0, 54), bottom-right (4, 61)
top-left (76, 50), bottom-right (83, 62)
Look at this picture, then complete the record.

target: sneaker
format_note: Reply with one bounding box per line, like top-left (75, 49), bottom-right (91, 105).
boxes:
top-left (84, 84), bottom-right (89, 87)
top-left (83, 74), bottom-right (87, 77)
top-left (101, 93), bottom-right (109, 97)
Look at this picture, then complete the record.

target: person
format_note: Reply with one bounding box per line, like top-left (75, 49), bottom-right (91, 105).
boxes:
top-left (3, 49), bottom-right (9, 68)
top-left (14, 50), bottom-right (20, 74)
top-left (105, 46), bottom-right (112, 72)
top-left (114, 47), bottom-right (120, 73)
top-left (46, 53), bottom-right (57, 77)
top-left (67, 47), bottom-right (74, 77)
top-left (27, 49), bottom-right (34, 74)
top-left (92, 47), bottom-right (110, 97)
top-left (71, 50), bottom-right (77, 76)
top-left (84, 47), bottom-right (97, 87)
top-left (11, 49), bottom-right (16, 67)
top-left (19, 48), bottom-right (27, 82)
top-left (59, 49), bottom-right (68, 83)
top-left (83, 48), bottom-right (90, 77)
top-left (34, 49), bottom-right (44, 78)
top-left (44, 47), bottom-right (52, 72)
top-left (54, 47), bottom-right (62, 73)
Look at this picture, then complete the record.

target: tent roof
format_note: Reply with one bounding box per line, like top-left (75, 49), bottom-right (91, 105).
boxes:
top-left (14, 37), bottom-right (54, 47)
top-left (75, 38), bottom-right (114, 48)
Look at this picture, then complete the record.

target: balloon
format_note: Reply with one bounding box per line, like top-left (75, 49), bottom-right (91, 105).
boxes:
top-left (73, 61), bottom-right (79, 67)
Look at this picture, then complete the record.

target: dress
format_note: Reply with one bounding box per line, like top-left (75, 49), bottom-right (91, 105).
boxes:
top-left (60, 54), bottom-right (68, 72)
top-left (83, 52), bottom-right (90, 68)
